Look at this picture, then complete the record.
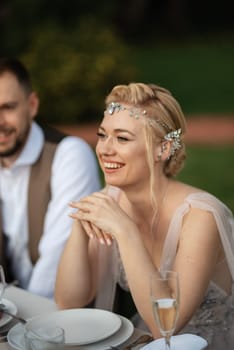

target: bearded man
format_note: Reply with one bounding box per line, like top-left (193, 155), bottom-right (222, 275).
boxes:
top-left (0, 58), bottom-right (100, 298)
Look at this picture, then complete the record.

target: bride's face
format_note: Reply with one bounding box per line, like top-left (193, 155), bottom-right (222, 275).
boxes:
top-left (96, 108), bottom-right (152, 189)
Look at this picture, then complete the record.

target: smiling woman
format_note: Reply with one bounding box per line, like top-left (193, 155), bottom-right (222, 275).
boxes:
top-left (55, 82), bottom-right (234, 347)
top-left (96, 107), bottom-right (150, 190)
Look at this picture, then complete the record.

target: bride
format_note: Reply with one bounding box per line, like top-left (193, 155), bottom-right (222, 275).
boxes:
top-left (55, 83), bottom-right (234, 344)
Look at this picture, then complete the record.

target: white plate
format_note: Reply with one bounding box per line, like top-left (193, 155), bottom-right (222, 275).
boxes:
top-left (8, 308), bottom-right (121, 346)
top-left (80, 315), bottom-right (134, 350)
top-left (7, 315), bottom-right (133, 350)
top-left (0, 298), bottom-right (17, 328)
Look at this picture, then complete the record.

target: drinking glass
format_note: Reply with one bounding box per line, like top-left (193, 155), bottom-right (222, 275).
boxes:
top-left (24, 323), bottom-right (65, 350)
top-left (150, 270), bottom-right (180, 350)
top-left (0, 265), bottom-right (6, 302)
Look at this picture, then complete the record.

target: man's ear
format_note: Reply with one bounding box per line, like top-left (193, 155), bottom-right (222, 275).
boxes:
top-left (28, 92), bottom-right (40, 120)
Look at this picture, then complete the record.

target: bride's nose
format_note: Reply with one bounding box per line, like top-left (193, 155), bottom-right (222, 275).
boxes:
top-left (98, 135), bottom-right (116, 154)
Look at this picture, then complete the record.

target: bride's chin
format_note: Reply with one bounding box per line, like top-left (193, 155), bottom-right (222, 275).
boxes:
top-left (105, 179), bottom-right (123, 187)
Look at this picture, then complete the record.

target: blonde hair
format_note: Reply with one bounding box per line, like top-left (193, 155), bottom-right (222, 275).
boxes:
top-left (105, 83), bottom-right (187, 209)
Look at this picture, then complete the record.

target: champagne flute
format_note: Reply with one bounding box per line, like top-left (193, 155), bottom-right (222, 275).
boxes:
top-left (150, 270), bottom-right (179, 350)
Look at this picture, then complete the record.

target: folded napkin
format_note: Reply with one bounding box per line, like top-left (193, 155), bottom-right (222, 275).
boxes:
top-left (140, 333), bottom-right (208, 350)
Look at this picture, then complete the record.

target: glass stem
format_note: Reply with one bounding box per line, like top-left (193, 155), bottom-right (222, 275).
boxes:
top-left (165, 336), bottom-right (171, 350)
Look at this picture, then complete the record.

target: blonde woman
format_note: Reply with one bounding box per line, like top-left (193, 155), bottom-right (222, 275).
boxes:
top-left (55, 83), bottom-right (234, 343)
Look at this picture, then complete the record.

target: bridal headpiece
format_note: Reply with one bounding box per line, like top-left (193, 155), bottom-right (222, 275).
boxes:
top-left (164, 128), bottom-right (182, 156)
top-left (106, 102), bottom-right (147, 119)
top-left (105, 102), bottom-right (182, 157)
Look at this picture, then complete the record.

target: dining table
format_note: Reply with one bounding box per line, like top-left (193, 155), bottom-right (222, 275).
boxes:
top-left (0, 285), bottom-right (152, 350)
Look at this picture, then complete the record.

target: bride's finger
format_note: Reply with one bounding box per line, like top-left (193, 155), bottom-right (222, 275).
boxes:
top-left (90, 224), bottom-right (113, 246)
top-left (91, 224), bottom-right (106, 245)
top-left (80, 220), bottom-right (94, 239)
top-left (69, 209), bottom-right (90, 222)
top-left (103, 232), bottom-right (114, 246)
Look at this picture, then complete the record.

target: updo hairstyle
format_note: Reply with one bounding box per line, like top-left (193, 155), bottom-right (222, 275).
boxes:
top-left (105, 82), bottom-right (186, 178)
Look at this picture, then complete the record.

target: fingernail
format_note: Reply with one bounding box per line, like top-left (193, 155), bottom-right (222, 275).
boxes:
top-left (106, 238), bottom-right (112, 246)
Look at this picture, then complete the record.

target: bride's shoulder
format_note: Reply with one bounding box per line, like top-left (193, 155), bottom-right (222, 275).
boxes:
top-left (168, 180), bottom-right (204, 204)
top-left (170, 181), bottom-right (232, 219)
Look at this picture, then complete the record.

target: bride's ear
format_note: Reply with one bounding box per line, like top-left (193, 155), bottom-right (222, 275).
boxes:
top-left (154, 141), bottom-right (171, 162)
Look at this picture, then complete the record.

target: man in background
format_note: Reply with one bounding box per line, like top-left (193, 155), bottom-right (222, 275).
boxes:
top-left (0, 58), bottom-right (100, 298)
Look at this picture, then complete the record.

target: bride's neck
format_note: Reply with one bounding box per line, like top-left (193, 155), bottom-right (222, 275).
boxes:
top-left (122, 177), bottom-right (171, 222)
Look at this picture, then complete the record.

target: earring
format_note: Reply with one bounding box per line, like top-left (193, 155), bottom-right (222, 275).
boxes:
top-left (157, 153), bottom-right (162, 160)
top-left (157, 143), bottom-right (167, 160)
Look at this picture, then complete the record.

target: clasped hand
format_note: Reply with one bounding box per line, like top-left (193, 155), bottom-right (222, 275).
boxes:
top-left (69, 192), bottom-right (131, 246)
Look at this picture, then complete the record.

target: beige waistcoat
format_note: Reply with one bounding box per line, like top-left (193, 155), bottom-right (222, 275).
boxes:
top-left (0, 128), bottom-right (64, 279)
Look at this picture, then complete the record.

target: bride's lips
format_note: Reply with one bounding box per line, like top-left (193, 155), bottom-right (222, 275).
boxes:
top-left (102, 161), bottom-right (125, 172)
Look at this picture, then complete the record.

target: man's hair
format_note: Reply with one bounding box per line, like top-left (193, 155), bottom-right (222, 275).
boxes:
top-left (0, 57), bottom-right (33, 94)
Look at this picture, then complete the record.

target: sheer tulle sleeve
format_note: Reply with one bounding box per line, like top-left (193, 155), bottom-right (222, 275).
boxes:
top-left (160, 192), bottom-right (234, 292)
top-left (95, 186), bottom-right (121, 310)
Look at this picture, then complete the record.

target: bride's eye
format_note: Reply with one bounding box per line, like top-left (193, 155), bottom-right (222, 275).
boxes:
top-left (117, 136), bottom-right (129, 142)
top-left (97, 132), bottom-right (107, 140)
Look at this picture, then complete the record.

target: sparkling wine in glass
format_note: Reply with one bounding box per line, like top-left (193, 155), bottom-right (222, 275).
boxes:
top-left (150, 270), bottom-right (179, 350)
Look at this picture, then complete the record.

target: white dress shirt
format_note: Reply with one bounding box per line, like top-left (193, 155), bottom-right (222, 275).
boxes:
top-left (0, 122), bottom-right (100, 298)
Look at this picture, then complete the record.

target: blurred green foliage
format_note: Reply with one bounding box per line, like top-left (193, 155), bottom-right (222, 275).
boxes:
top-left (177, 145), bottom-right (234, 212)
top-left (1, 1), bottom-right (234, 123)
top-left (20, 17), bottom-right (136, 123)
top-left (130, 37), bottom-right (234, 115)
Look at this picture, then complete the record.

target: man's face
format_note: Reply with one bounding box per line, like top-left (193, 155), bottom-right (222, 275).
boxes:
top-left (0, 72), bottom-right (39, 166)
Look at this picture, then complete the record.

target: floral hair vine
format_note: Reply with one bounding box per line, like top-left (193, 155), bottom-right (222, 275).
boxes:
top-left (105, 102), bottom-right (182, 156)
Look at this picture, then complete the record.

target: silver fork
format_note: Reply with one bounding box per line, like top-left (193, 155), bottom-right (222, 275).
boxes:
top-left (0, 303), bottom-right (27, 324)
top-left (0, 319), bottom-right (19, 342)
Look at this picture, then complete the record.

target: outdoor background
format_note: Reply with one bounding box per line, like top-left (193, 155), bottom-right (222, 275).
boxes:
top-left (1, 0), bottom-right (234, 211)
